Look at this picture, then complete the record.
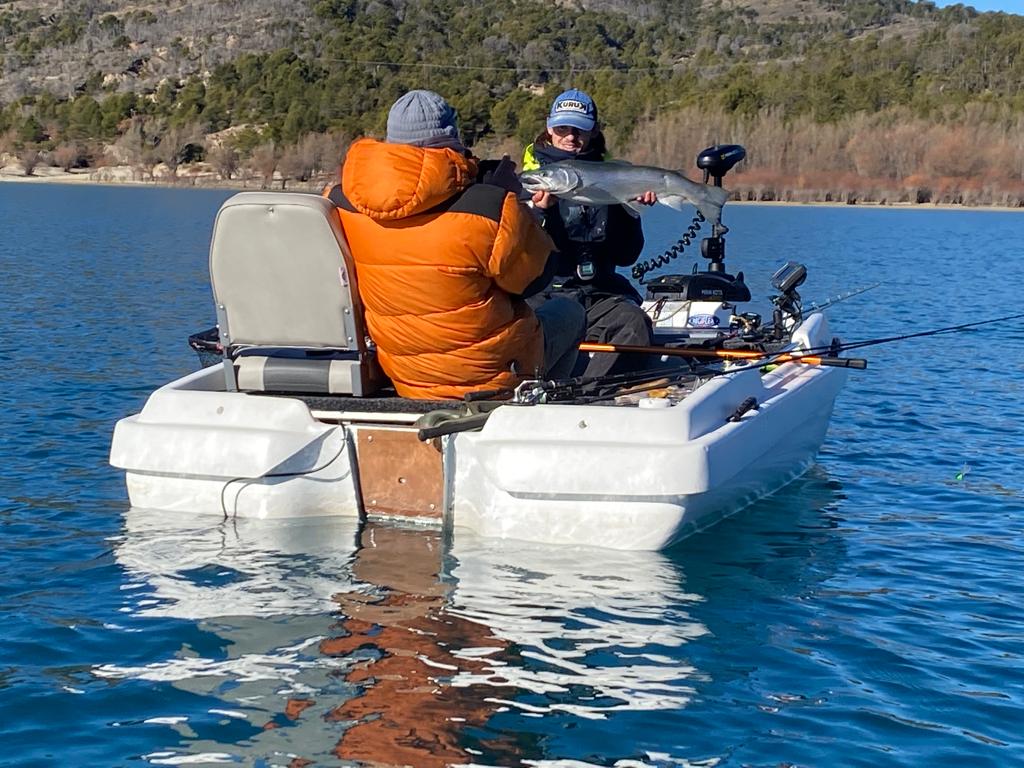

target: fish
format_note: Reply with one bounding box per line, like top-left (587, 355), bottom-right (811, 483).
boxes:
top-left (519, 159), bottom-right (729, 224)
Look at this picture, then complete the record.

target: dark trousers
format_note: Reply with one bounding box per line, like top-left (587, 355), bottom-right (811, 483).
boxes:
top-left (578, 294), bottom-right (654, 378)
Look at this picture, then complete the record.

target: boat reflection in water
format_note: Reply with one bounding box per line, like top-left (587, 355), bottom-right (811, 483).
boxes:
top-left (98, 471), bottom-right (843, 766)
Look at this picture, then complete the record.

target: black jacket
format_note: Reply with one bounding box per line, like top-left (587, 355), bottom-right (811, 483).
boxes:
top-left (532, 141), bottom-right (645, 303)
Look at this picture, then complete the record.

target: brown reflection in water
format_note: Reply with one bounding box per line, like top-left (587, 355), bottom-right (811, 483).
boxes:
top-left (316, 523), bottom-right (527, 767)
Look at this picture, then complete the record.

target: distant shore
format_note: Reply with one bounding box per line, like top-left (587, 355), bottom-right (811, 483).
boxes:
top-left (0, 164), bottom-right (331, 193)
top-left (3, 164), bottom-right (1022, 212)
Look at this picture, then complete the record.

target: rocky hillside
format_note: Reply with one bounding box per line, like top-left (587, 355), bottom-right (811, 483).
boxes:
top-left (1, 0), bottom-right (312, 102)
top-left (0, 0), bottom-right (1000, 117)
top-left (2, 0), bottom-right (1023, 205)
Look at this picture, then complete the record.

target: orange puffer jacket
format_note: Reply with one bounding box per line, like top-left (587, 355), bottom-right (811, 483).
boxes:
top-left (331, 138), bottom-right (554, 400)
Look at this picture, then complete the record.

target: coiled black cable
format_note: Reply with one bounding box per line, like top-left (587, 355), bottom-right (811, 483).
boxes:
top-left (632, 211), bottom-right (705, 283)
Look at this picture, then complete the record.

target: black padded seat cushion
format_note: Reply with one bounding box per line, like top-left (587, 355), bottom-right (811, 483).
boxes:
top-left (254, 391), bottom-right (464, 414)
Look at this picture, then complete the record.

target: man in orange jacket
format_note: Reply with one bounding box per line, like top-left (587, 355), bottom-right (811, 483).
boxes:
top-left (330, 90), bottom-right (584, 400)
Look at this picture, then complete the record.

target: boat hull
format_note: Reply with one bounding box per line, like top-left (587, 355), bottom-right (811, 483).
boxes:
top-left (111, 316), bottom-right (845, 550)
top-left (448, 359), bottom-right (842, 550)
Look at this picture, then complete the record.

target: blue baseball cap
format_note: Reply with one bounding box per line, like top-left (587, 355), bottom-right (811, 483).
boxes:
top-left (547, 89), bottom-right (597, 132)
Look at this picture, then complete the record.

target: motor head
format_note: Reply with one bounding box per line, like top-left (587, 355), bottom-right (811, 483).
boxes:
top-left (518, 165), bottom-right (582, 196)
top-left (696, 144), bottom-right (746, 186)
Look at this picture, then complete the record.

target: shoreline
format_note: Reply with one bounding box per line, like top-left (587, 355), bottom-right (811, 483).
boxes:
top-left (3, 166), bottom-right (1022, 213)
top-left (0, 166), bottom-right (327, 192)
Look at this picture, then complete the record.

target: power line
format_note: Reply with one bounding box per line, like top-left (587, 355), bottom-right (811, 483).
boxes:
top-left (315, 55), bottom-right (684, 73)
top-left (0, 49), bottom-right (686, 73)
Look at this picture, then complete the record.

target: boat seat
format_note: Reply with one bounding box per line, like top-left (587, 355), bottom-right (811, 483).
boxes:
top-left (209, 192), bottom-right (384, 396)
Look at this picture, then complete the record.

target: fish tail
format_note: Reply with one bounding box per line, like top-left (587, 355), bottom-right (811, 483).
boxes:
top-left (663, 179), bottom-right (729, 224)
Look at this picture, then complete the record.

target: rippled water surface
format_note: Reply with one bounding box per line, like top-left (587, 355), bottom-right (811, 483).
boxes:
top-left (2, 183), bottom-right (1022, 767)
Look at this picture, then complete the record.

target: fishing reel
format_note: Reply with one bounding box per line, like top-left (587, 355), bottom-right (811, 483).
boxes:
top-left (769, 261), bottom-right (807, 336)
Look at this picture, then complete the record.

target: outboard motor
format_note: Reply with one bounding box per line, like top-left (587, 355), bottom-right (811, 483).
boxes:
top-left (643, 144), bottom-right (752, 339)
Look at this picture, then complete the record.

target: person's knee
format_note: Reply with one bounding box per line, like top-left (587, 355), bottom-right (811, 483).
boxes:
top-left (602, 303), bottom-right (651, 345)
top-left (569, 300), bottom-right (587, 340)
top-left (548, 296), bottom-right (586, 340)
top-left (625, 306), bottom-right (653, 342)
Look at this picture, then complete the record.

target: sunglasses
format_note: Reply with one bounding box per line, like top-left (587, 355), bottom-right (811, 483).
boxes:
top-left (551, 125), bottom-right (591, 137)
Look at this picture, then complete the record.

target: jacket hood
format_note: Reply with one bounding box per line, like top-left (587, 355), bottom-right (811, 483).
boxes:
top-left (341, 138), bottom-right (478, 221)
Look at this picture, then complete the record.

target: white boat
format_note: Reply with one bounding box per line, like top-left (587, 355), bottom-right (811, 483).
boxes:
top-left (110, 151), bottom-right (854, 551)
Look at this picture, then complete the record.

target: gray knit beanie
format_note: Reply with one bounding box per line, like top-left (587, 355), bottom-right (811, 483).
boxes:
top-left (386, 90), bottom-right (464, 150)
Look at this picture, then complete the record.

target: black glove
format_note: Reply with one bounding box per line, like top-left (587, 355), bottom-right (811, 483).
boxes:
top-left (480, 155), bottom-right (523, 196)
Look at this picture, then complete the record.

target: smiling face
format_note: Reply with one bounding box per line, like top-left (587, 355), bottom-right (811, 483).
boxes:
top-left (547, 124), bottom-right (592, 153)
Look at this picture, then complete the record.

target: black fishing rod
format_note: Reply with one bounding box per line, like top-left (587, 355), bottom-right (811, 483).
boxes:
top-left (477, 311), bottom-right (1024, 410)
top-left (581, 311), bottom-right (1024, 403)
top-left (579, 341), bottom-right (868, 369)
top-left (776, 311), bottom-right (1024, 359)
top-left (535, 363), bottom-right (703, 402)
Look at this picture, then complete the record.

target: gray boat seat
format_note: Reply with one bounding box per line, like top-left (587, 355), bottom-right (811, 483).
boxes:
top-left (209, 192), bottom-right (384, 396)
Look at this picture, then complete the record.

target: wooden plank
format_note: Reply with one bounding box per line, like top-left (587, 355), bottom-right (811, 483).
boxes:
top-left (353, 427), bottom-right (444, 521)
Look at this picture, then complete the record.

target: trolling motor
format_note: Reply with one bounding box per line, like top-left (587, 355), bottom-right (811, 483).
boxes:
top-left (643, 144), bottom-right (750, 313)
top-left (696, 144), bottom-right (746, 274)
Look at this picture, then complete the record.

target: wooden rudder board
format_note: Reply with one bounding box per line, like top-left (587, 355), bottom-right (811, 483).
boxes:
top-left (353, 426), bottom-right (444, 521)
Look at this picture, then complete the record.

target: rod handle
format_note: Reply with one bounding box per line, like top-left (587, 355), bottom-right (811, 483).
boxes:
top-left (815, 356), bottom-right (868, 369)
top-left (417, 412), bottom-right (491, 441)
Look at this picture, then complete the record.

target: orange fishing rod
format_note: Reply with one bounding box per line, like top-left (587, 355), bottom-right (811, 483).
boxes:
top-left (578, 342), bottom-right (868, 369)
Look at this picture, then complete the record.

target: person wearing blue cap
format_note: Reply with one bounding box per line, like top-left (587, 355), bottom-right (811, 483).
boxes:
top-left (522, 89), bottom-right (657, 379)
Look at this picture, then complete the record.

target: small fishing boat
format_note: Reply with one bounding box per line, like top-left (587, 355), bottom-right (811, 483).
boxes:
top-left (110, 147), bottom-right (859, 550)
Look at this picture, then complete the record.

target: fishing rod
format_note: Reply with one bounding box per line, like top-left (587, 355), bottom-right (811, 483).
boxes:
top-left (578, 311), bottom-right (1024, 393)
top-left (489, 311), bottom-right (1024, 410)
top-left (579, 342), bottom-right (868, 369)
top-left (566, 348), bottom-right (828, 406)
top-left (767, 311), bottom-right (1024, 359)
top-left (805, 282), bottom-right (881, 313)
top-left (514, 361), bottom-right (708, 404)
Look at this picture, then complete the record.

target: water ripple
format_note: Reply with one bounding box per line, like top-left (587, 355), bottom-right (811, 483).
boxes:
top-left (2, 189), bottom-right (1024, 765)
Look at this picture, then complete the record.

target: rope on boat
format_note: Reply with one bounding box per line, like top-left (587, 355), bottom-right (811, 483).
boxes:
top-left (219, 431), bottom-right (351, 518)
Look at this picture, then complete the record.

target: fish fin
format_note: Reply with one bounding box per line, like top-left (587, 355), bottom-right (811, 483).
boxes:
top-left (622, 200), bottom-right (646, 217)
top-left (660, 189), bottom-right (728, 225)
top-left (658, 194), bottom-right (691, 212)
top-left (666, 184), bottom-right (730, 223)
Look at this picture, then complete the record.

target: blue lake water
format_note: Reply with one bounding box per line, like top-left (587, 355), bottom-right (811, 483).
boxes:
top-left (1, 182), bottom-right (1023, 767)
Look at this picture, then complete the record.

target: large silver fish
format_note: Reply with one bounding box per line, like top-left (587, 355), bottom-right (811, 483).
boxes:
top-left (519, 159), bottom-right (728, 224)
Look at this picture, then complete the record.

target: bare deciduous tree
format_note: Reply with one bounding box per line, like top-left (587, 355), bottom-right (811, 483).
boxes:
top-left (53, 142), bottom-right (82, 172)
top-left (210, 144), bottom-right (239, 181)
top-left (19, 148), bottom-right (41, 176)
top-left (157, 122), bottom-right (203, 181)
top-left (250, 142), bottom-right (279, 189)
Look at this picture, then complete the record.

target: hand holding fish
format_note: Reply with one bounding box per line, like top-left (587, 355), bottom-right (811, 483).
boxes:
top-left (532, 190), bottom-right (556, 209)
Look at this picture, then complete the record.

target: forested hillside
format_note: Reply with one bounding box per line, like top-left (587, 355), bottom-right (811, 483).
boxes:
top-left (2, 0), bottom-right (1023, 204)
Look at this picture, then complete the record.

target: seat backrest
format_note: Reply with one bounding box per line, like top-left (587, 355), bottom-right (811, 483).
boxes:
top-left (209, 191), bottom-right (382, 396)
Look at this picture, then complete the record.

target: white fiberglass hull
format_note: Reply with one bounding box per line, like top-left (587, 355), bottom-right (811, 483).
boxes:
top-left (449, 354), bottom-right (842, 550)
top-left (111, 316), bottom-right (845, 550)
